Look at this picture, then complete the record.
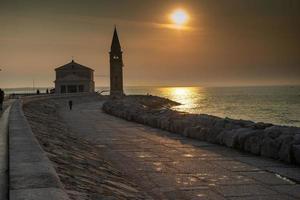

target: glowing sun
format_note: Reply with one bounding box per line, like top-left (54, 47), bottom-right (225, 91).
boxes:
top-left (170, 9), bottom-right (189, 26)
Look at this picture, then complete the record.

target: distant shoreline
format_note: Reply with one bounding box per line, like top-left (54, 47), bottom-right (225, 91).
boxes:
top-left (2, 84), bottom-right (300, 90)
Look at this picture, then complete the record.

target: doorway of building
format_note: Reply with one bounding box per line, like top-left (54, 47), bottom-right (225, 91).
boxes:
top-left (67, 85), bottom-right (77, 93)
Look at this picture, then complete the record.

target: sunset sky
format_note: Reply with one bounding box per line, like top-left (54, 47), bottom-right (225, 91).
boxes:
top-left (0, 0), bottom-right (299, 88)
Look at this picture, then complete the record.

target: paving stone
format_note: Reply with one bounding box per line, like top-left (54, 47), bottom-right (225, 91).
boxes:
top-left (146, 173), bottom-right (207, 188)
top-left (201, 146), bottom-right (252, 157)
top-left (164, 189), bottom-right (226, 200)
top-left (10, 151), bottom-right (49, 164)
top-left (229, 195), bottom-right (297, 200)
top-left (234, 156), bottom-right (289, 168)
top-left (9, 143), bottom-right (43, 154)
top-left (211, 160), bottom-right (262, 172)
top-left (10, 170), bottom-right (61, 190)
top-left (271, 185), bottom-right (300, 199)
top-left (178, 139), bottom-right (216, 147)
top-left (265, 167), bottom-right (300, 183)
top-left (167, 160), bottom-right (225, 174)
top-left (240, 171), bottom-right (295, 185)
top-left (214, 184), bottom-right (277, 197)
top-left (10, 188), bottom-right (70, 200)
top-left (195, 173), bottom-right (255, 186)
top-left (176, 148), bottom-right (222, 158)
top-left (133, 161), bottom-right (178, 173)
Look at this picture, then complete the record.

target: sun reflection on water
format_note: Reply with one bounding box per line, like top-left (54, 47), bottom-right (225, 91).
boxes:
top-left (159, 87), bottom-right (205, 113)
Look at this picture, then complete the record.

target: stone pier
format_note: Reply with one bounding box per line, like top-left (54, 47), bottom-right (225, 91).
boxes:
top-left (3, 95), bottom-right (300, 199)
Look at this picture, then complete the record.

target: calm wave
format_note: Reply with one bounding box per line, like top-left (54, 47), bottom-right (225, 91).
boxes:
top-left (3, 86), bottom-right (300, 127)
top-left (123, 86), bottom-right (300, 127)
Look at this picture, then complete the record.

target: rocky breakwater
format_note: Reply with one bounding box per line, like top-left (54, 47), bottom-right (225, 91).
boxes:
top-left (103, 95), bottom-right (300, 165)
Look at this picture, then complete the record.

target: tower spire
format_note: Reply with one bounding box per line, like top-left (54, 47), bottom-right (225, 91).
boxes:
top-left (111, 26), bottom-right (121, 52)
top-left (109, 26), bottom-right (124, 96)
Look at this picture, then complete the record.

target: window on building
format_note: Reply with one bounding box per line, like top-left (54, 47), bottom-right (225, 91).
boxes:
top-left (67, 85), bottom-right (77, 93)
top-left (61, 85), bottom-right (66, 93)
top-left (78, 85), bottom-right (84, 92)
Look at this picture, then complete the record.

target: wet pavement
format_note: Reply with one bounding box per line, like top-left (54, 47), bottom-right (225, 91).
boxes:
top-left (60, 100), bottom-right (300, 200)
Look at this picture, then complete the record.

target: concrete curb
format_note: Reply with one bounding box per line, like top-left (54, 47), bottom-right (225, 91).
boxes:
top-left (0, 106), bottom-right (11, 200)
top-left (8, 100), bottom-right (70, 200)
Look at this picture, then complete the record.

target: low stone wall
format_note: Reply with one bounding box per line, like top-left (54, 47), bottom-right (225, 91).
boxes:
top-left (9, 100), bottom-right (70, 200)
top-left (103, 98), bottom-right (300, 165)
top-left (0, 106), bottom-right (10, 200)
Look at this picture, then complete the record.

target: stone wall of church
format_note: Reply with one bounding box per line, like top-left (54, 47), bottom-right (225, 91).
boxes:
top-left (56, 69), bottom-right (93, 81)
top-left (55, 80), bottom-right (94, 94)
top-left (55, 68), bottom-right (94, 94)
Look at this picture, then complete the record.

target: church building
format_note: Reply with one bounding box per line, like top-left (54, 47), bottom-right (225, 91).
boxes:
top-left (110, 27), bottom-right (124, 96)
top-left (53, 27), bottom-right (124, 95)
top-left (54, 60), bottom-right (95, 93)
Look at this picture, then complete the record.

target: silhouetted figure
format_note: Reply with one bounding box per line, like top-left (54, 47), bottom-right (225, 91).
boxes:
top-left (68, 100), bottom-right (73, 110)
top-left (46, 89), bottom-right (49, 94)
top-left (37, 89), bottom-right (40, 95)
top-left (0, 89), bottom-right (4, 111)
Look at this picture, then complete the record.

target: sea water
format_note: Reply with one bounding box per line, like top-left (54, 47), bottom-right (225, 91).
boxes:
top-left (123, 86), bottom-right (300, 127)
top-left (3, 85), bottom-right (300, 127)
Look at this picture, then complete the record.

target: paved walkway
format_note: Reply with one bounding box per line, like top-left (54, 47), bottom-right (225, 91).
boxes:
top-left (60, 100), bottom-right (300, 200)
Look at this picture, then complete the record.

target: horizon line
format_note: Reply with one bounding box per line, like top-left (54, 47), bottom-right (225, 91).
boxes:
top-left (2, 83), bottom-right (300, 90)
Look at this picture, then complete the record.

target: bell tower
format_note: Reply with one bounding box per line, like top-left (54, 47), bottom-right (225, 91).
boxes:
top-left (110, 26), bottom-right (124, 96)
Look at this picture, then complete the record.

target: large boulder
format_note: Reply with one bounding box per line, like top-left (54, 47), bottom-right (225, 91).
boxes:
top-left (145, 115), bottom-right (159, 127)
top-left (195, 115), bottom-right (218, 129)
top-left (169, 118), bottom-right (195, 135)
top-left (218, 129), bottom-right (239, 148)
top-left (293, 144), bottom-right (300, 165)
top-left (229, 118), bottom-right (254, 128)
top-left (218, 128), bottom-right (257, 148)
top-left (260, 137), bottom-right (281, 159)
top-left (183, 126), bottom-right (199, 137)
top-left (263, 126), bottom-right (283, 139)
top-left (184, 126), bottom-right (209, 141)
top-left (158, 117), bottom-right (171, 131)
top-left (235, 128), bottom-right (259, 150)
top-left (259, 126), bottom-right (284, 159)
top-left (250, 122), bottom-right (273, 129)
top-left (182, 126), bottom-right (195, 137)
top-left (260, 126), bottom-right (299, 162)
top-left (278, 135), bottom-right (295, 163)
top-left (206, 128), bottom-right (223, 144)
top-left (294, 134), bottom-right (300, 144)
top-left (244, 131), bottom-right (264, 155)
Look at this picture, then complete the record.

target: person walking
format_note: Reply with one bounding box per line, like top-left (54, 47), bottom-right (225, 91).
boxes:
top-left (0, 89), bottom-right (4, 111)
top-left (68, 100), bottom-right (73, 111)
